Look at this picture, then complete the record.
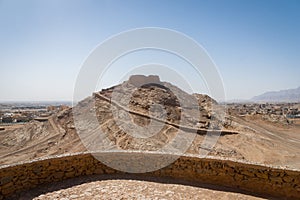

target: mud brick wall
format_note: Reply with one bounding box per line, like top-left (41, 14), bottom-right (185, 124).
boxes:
top-left (0, 152), bottom-right (299, 199)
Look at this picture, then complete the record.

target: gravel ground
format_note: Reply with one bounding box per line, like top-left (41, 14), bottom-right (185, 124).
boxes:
top-left (14, 175), bottom-right (266, 200)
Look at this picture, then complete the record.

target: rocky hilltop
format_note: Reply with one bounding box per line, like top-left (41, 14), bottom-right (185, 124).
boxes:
top-left (72, 75), bottom-right (229, 154)
top-left (0, 75), bottom-right (300, 169)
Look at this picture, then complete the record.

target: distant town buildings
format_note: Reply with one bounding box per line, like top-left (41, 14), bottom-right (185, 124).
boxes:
top-left (227, 103), bottom-right (300, 120)
top-left (0, 103), bottom-right (70, 125)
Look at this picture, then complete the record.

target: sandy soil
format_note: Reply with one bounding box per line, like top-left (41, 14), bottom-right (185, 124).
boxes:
top-left (0, 106), bottom-right (300, 169)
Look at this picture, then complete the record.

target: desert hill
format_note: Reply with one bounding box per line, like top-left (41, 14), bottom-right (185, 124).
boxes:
top-left (252, 86), bottom-right (300, 103)
top-left (0, 75), bottom-right (300, 169)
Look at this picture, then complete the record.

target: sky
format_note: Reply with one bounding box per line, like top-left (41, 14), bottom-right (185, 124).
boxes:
top-left (0, 0), bottom-right (299, 101)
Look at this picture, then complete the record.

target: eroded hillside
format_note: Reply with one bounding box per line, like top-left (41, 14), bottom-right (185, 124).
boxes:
top-left (0, 75), bottom-right (300, 169)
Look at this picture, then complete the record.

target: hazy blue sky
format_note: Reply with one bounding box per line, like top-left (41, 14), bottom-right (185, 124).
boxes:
top-left (0, 0), bottom-right (299, 101)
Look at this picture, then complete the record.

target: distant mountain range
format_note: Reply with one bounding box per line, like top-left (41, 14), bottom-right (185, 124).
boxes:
top-left (251, 87), bottom-right (300, 103)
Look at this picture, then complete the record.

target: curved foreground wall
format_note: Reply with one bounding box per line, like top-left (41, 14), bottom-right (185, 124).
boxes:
top-left (0, 152), bottom-right (299, 199)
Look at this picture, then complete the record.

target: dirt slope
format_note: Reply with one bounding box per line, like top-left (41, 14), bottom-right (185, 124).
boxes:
top-left (0, 78), bottom-right (299, 169)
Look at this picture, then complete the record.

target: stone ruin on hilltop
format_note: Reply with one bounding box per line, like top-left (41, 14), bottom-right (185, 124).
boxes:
top-left (128, 75), bottom-right (161, 87)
